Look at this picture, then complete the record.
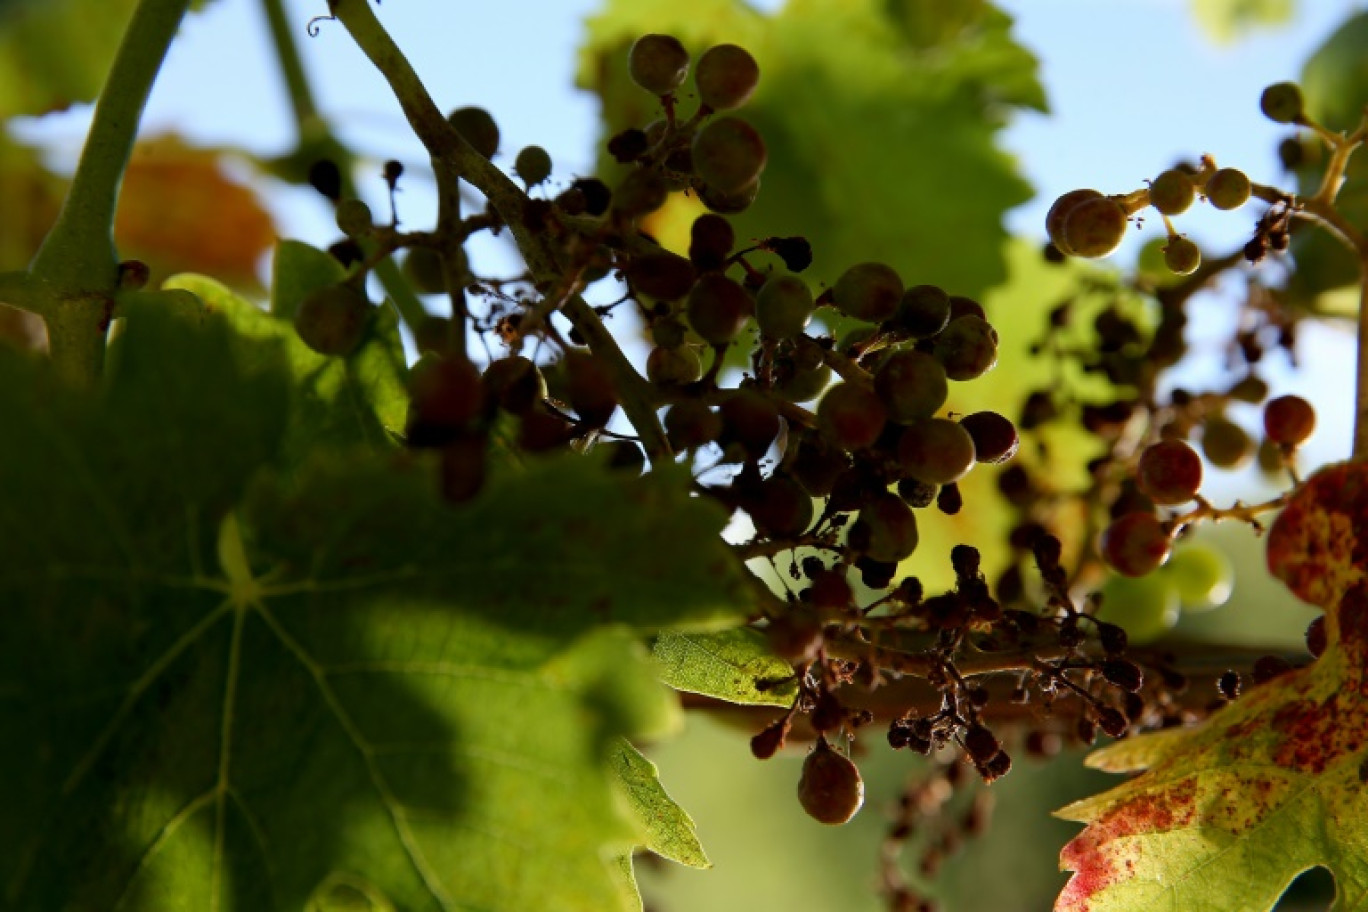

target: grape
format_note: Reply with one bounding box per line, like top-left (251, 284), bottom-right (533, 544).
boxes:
top-left (482, 355), bottom-right (545, 415)
top-left (719, 389), bottom-right (780, 459)
top-left (564, 350), bottom-right (618, 427)
top-left (294, 283), bottom-right (371, 357)
top-left (695, 43), bottom-right (760, 110)
top-left (664, 400), bottom-right (721, 450)
top-left (756, 273), bottom-right (814, 339)
top-left (613, 168), bottom-right (669, 217)
top-left (646, 344), bottom-right (702, 386)
top-left (689, 213), bottom-right (735, 271)
top-left (1160, 543), bottom-right (1233, 612)
top-left (335, 198), bottom-right (373, 238)
top-left (959, 411), bottom-right (1018, 464)
top-left (514, 145), bottom-right (552, 186)
top-left (1100, 512), bottom-right (1171, 577)
top-left (687, 273), bottom-right (753, 344)
top-left (628, 34), bottom-right (690, 95)
top-left (567, 177), bottom-right (611, 216)
top-left (1148, 169), bottom-right (1195, 215)
top-left (1201, 416), bottom-right (1253, 469)
top-left (832, 262), bottom-right (902, 323)
top-left (774, 361), bottom-right (831, 402)
top-left (1260, 82), bottom-right (1304, 124)
top-left (897, 418), bottom-right (976, 485)
top-left (626, 252), bottom-right (697, 301)
top-left (1263, 394), bottom-right (1316, 446)
top-left (1045, 189), bottom-right (1103, 253)
top-left (855, 492), bottom-right (919, 564)
top-left (698, 177), bottom-right (760, 214)
top-left (1162, 236), bottom-right (1201, 275)
top-left (897, 477), bottom-right (937, 508)
top-left (873, 350), bottom-right (947, 423)
top-left (405, 353), bottom-right (484, 446)
top-left (798, 739), bottom-right (864, 825)
top-left (949, 296), bottom-right (986, 321)
top-left (307, 159), bottom-right (342, 201)
top-left (692, 117), bottom-right (767, 193)
top-left (791, 434), bottom-right (850, 496)
top-left (817, 382), bottom-right (887, 451)
top-left (937, 481), bottom-right (963, 515)
top-left (1136, 438), bottom-right (1203, 504)
top-left (896, 284), bottom-right (951, 338)
top-left (1204, 168), bottom-right (1251, 210)
top-left (607, 128), bottom-right (649, 164)
top-left (1062, 196), bottom-right (1128, 258)
top-left (447, 106), bottom-right (500, 158)
top-left (1094, 573), bottom-right (1180, 645)
top-left (747, 476), bottom-right (815, 538)
top-left (932, 315), bottom-right (998, 380)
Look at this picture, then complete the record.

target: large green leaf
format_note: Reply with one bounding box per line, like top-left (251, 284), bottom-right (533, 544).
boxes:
top-left (579, 0), bottom-right (1043, 299)
top-left (0, 302), bottom-right (751, 910)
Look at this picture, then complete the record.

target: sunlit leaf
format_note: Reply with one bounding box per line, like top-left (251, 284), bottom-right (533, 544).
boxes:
top-left (652, 628), bottom-right (797, 708)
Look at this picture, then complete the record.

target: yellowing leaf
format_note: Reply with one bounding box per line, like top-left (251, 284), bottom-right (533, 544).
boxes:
top-left (1054, 461), bottom-right (1368, 912)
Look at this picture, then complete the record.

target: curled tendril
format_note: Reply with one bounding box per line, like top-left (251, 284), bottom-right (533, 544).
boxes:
top-left (305, 14), bottom-right (336, 37)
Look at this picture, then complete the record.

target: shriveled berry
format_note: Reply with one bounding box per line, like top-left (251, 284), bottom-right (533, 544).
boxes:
top-left (963, 724), bottom-right (1000, 764)
top-left (1100, 658), bottom-right (1144, 693)
top-left (797, 739), bottom-right (864, 825)
top-left (751, 719), bottom-right (789, 760)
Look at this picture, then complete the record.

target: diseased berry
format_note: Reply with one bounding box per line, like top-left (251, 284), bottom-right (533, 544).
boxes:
top-left (1100, 658), bottom-right (1144, 693)
top-left (628, 33), bottom-right (690, 95)
top-left (1204, 168), bottom-right (1251, 210)
top-left (797, 739), bottom-right (864, 825)
top-left (448, 106), bottom-right (500, 158)
top-left (1260, 82), bottom-right (1304, 124)
top-left (1148, 169), bottom-right (1195, 215)
top-left (693, 117), bottom-right (767, 194)
top-left (695, 43), bottom-right (760, 110)
top-left (294, 283), bottom-right (371, 357)
top-left (751, 718), bottom-right (789, 760)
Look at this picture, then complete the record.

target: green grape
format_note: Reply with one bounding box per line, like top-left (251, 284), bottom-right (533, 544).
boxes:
top-left (335, 198), bottom-right (373, 238)
top-left (896, 284), bottom-right (951, 338)
top-left (873, 349), bottom-right (947, 423)
top-left (686, 273), bottom-right (753, 344)
top-left (932, 315), bottom-right (998, 380)
top-left (756, 273), bottom-right (814, 339)
top-left (1204, 168), bottom-right (1251, 210)
top-left (897, 417), bottom-right (976, 485)
top-left (646, 344), bottom-right (703, 386)
top-left (1163, 235), bottom-right (1201, 275)
top-left (1202, 415), bottom-right (1253, 469)
top-left (1094, 573), bottom-right (1180, 646)
top-left (447, 106), bottom-right (500, 158)
top-left (695, 43), bottom-right (760, 110)
top-left (1045, 188), bottom-right (1103, 254)
top-left (775, 361), bottom-right (831, 402)
top-left (692, 117), bottom-right (767, 193)
top-left (1260, 82), bottom-right (1304, 124)
top-left (294, 283), bottom-right (371, 357)
top-left (628, 33), bottom-right (690, 95)
top-left (855, 492), bottom-right (919, 563)
top-left (1160, 543), bottom-right (1233, 612)
top-left (1148, 169), bottom-right (1195, 215)
top-left (832, 261), bottom-right (902, 323)
top-left (514, 145), bottom-right (552, 186)
top-left (1062, 196), bottom-right (1128, 258)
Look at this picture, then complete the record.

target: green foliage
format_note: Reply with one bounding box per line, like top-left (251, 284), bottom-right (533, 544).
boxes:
top-left (652, 628), bottom-right (799, 707)
top-left (1188, 0), bottom-right (1294, 44)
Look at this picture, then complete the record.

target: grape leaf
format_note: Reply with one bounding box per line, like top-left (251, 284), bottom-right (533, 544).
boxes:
top-left (610, 739), bottom-right (709, 869)
top-left (1054, 461), bottom-right (1368, 912)
top-left (652, 628), bottom-right (797, 707)
top-left (163, 269), bottom-right (408, 468)
top-left (579, 0), bottom-right (1043, 299)
top-left (0, 300), bottom-right (751, 910)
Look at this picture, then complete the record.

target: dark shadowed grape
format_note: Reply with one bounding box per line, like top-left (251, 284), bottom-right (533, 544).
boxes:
top-left (628, 34), bottom-right (690, 95)
top-left (695, 43), bottom-right (760, 110)
top-left (832, 262), bottom-right (902, 323)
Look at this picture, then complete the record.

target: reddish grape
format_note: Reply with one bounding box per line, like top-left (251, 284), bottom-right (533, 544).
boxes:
top-left (1100, 512), bottom-right (1172, 577)
top-left (874, 350), bottom-right (948, 423)
top-left (933, 315), bottom-right (998, 381)
top-left (1263, 394), bottom-right (1316, 446)
top-left (1136, 438), bottom-right (1203, 505)
top-left (746, 476), bottom-right (815, 538)
top-left (664, 400), bottom-right (721, 450)
top-left (564, 350), bottom-right (617, 427)
top-left (798, 739), bottom-right (864, 825)
top-left (689, 213), bottom-right (735, 271)
top-left (719, 389), bottom-right (780, 459)
top-left (959, 411), bottom-right (1018, 464)
top-left (626, 252), bottom-right (697, 301)
top-left (687, 273), bottom-right (753, 344)
top-left (817, 382), bottom-right (887, 451)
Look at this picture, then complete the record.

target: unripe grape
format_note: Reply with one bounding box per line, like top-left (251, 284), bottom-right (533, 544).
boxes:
top-left (626, 252), bottom-right (696, 301)
top-left (447, 106), bottom-right (500, 158)
top-left (896, 284), bottom-right (951, 338)
top-left (1062, 196), bottom-right (1128, 258)
top-left (719, 389), bottom-right (780, 459)
top-left (1204, 168), bottom-right (1251, 210)
top-left (959, 411), bottom-right (1018, 464)
top-left (1260, 82), bottom-right (1304, 124)
top-left (1094, 573), bottom-right (1180, 645)
top-left (687, 273), bottom-right (753, 344)
top-left (664, 399), bottom-right (721, 450)
top-left (873, 350), bottom-right (947, 423)
top-left (932, 315), bottom-right (998, 380)
top-left (747, 476), bottom-right (815, 538)
top-left (692, 117), bottom-right (767, 193)
top-left (695, 43), bottom-right (760, 110)
top-left (514, 145), bottom-right (552, 186)
top-left (646, 344), bottom-right (702, 386)
top-left (817, 382), bottom-right (887, 451)
top-left (650, 317), bottom-right (688, 351)
top-left (1263, 394), bottom-right (1316, 446)
top-left (1201, 416), bottom-right (1253, 469)
top-left (482, 356), bottom-right (545, 415)
top-left (1148, 169), bottom-right (1195, 216)
top-left (294, 283), bottom-right (371, 357)
top-left (628, 34), bottom-right (690, 95)
top-left (1100, 512), bottom-right (1171, 577)
top-left (335, 198), bottom-right (373, 238)
top-left (774, 361), bottom-right (832, 403)
top-left (897, 418), bottom-right (976, 485)
top-left (1162, 543), bottom-right (1233, 611)
top-left (756, 273), bottom-right (814, 339)
top-left (698, 177), bottom-right (760, 215)
top-left (1045, 189), bottom-right (1103, 254)
top-left (798, 739), bottom-right (864, 825)
top-left (856, 492), bottom-right (919, 563)
top-left (832, 262), bottom-right (903, 323)
top-left (1163, 236), bottom-right (1201, 275)
top-left (1136, 438), bottom-right (1203, 505)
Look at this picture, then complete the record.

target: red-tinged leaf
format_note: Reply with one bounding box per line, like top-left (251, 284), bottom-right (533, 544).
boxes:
top-left (1055, 460), bottom-right (1368, 912)
top-left (115, 135), bottom-right (277, 293)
